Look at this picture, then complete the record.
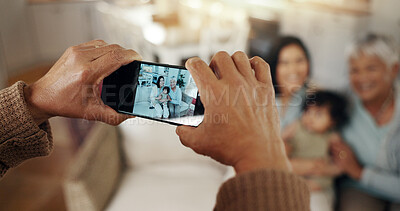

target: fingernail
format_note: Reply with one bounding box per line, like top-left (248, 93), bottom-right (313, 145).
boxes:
top-left (187, 58), bottom-right (195, 67)
top-left (187, 57), bottom-right (201, 68)
top-left (176, 126), bottom-right (182, 135)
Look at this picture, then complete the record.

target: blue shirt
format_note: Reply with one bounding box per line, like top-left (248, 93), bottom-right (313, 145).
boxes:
top-left (341, 82), bottom-right (400, 202)
top-left (276, 87), bottom-right (307, 131)
top-left (169, 86), bottom-right (182, 105)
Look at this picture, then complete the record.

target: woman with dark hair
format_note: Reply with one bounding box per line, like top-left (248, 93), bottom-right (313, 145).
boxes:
top-left (266, 36), bottom-right (311, 130)
top-left (156, 76), bottom-right (165, 89)
top-left (150, 76), bottom-right (166, 118)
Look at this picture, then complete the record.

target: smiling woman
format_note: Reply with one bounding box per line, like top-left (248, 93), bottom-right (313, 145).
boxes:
top-left (335, 34), bottom-right (400, 210)
top-left (265, 36), bottom-right (311, 130)
top-left (347, 35), bottom-right (399, 123)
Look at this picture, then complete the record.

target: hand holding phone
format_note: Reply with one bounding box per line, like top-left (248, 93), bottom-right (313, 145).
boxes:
top-left (25, 40), bottom-right (140, 126)
top-left (176, 52), bottom-right (291, 175)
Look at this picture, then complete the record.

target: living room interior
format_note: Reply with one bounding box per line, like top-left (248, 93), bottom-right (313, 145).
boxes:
top-left (0, 0), bottom-right (399, 210)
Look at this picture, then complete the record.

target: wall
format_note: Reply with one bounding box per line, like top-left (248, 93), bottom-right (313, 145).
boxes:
top-left (369, 0), bottom-right (400, 44)
top-left (28, 2), bottom-right (96, 62)
top-left (0, 34), bottom-right (7, 88)
top-left (280, 5), bottom-right (369, 90)
top-left (0, 1), bottom-right (98, 88)
top-left (0, 0), bottom-right (37, 81)
top-left (1, 0), bottom-right (398, 89)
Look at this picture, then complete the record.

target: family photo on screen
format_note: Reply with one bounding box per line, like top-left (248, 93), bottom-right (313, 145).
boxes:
top-left (132, 63), bottom-right (198, 120)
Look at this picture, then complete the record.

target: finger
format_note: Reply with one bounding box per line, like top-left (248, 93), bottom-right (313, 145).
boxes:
top-left (185, 57), bottom-right (218, 94)
top-left (330, 143), bottom-right (343, 153)
top-left (209, 51), bottom-right (241, 80)
top-left (332, 142), bottom-right (349, 152)
top-left (83, 44), bottom-right (125, 61)
top-left (231, 51), bottom-right (253, 78)
top-left (330, 147), bottom-right (342, 157)
top-left (332, 156), bottom-right (342, 166)
top-left (176, 125), bottom-right (200, 149)
top-left (77, 39), bottom-right (107, 48)
top-left (79, 44), bottom-right (108, 51)
top-left (91, 48), bottom-right (142, 82)
top-left (250, 56), bottom-right (271, 84)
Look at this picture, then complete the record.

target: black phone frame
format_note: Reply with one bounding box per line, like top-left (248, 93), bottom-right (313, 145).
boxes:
top-left (101, 60), bottom-right (204, 126)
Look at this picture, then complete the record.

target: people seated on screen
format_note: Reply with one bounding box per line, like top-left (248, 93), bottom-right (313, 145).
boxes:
top-left (155, 86), bottom-right (171, 118)
top-left (168, 77), bottom-right (182, 118)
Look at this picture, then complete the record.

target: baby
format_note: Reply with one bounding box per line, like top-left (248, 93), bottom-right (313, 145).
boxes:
top-left (282, 90), bottom-right (348, 211)
top-left (156, 86), bottom-right (171, 118)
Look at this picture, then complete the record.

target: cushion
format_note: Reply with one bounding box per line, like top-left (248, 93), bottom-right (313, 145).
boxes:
top-left (106, 162), bottom-right (224, 211)
top-left (118, 118), bottom-right (224, 171)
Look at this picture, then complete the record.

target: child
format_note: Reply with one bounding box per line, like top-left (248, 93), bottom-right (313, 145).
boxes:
top-left (282, 90), bottom-right (348, 211)
top-left (156, 86), bottom-right (171, 118)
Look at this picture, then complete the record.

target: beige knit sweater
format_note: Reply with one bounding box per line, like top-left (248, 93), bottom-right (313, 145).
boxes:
top-left (0, 81), bottom-right (52, 178)
top-left (215, 169), bottom-right (310, 210)
top-left (0, 81), bottom-right (310, 210)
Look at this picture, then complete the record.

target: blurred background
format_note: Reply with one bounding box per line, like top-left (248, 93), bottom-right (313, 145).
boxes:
top-left (0, 0), bottom-right (399, 210)
top-left (2, 0), bottom-right (400, 90)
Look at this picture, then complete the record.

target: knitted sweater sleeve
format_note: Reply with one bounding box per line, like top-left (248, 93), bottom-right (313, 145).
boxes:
top-left (214, 169), bottom-right (310, 211)
top-left (0, 81), bottom-right (53, 178)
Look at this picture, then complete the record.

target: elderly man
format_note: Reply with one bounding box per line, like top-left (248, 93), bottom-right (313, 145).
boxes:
top-left (168, 76), bottom-right (182, 118)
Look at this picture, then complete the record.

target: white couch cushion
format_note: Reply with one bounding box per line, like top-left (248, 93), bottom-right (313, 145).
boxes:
top-left (106, 162), bottom-right (224, 211)
top-left (119, 118), bottom-right (223, 170)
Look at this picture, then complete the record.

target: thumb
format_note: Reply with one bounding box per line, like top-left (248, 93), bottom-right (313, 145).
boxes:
top-left (176, 125), bottom-right (199, 148)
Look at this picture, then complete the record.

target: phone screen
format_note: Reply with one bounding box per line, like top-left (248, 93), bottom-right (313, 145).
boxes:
top-left (101, 61), bottom-right (204, 126)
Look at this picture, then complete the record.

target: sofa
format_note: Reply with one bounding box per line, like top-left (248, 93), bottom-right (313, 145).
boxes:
top-left (63, 118), bottom-right (232, 211)
top-left (134, 85), bottom-right (193, 118)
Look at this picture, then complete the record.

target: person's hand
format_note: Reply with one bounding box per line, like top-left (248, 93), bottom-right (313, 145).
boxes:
top-left (176, 51), bottom-right (291, 175)
top-left (331, 140), bottom-right (363, 180)
top-left (312, 159), bottom-right (344, 176)
top-left (24, 40), bottom-right (141, 125)
top-left (291, 158), bottom-right (343, 177)
top-left (291, 158), bottom-right (325, 176)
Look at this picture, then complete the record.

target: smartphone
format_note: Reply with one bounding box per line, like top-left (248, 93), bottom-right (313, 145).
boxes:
top-left (101, 61), bottom-right (204, 126)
